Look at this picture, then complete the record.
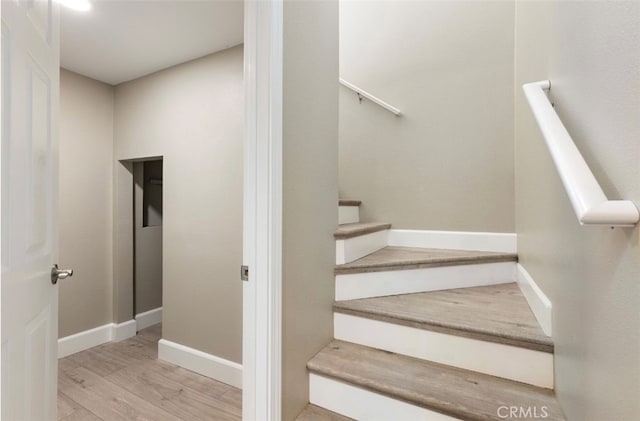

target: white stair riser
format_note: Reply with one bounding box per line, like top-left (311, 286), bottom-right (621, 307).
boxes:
top-left (338, 206), bottom-right (360, 225)
top-left (334, 313), bottom-right (554, 389)
top-left (387, 229), bottom-right (517, 253)
top-left (335, 261), bottom-right (516, 300)
top-left (336, 230), bottom-right (388, 265)
top-left (310, 374), bottom-right (459, 421)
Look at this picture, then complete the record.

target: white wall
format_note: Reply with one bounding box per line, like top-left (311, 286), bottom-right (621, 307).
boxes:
top-left (339, 0), bottom-right (515, 232)
top-left (59, 69), bottom-right (114, 338)
top-left (114, 46), bottom-right (243, 362)
top-left (515, 2), bottom-right (640, 419)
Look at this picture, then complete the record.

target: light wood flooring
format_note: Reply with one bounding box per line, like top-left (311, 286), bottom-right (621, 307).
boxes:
top-left (57, 324), bottom-right (241, 420)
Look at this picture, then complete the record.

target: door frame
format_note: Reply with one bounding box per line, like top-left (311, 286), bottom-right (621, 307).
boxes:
top-left (112, 156), bottom-right (163, 331)
top-left (242, 1), bottom-right (283, 420)
top-left (0, 0), bottom-right (282, 416)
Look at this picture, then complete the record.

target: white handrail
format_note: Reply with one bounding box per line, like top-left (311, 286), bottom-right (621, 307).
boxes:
top-left (523, 80), bottom-right (639, 227)
top-left (339, 78), bottom-right (401, 116)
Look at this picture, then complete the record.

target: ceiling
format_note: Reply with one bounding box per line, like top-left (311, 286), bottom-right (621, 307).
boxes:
top-left (60, 0), bottom-right (244, 85)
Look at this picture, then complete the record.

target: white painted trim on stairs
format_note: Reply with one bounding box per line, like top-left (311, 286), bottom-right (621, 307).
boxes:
top-left (158, 339), bottom-right (243, 389)
top-left (135, 307), bottom-right (163, 331)
top-left (517, 264), bottom-right (552, 337)
top-left (336, 229), bottom-right (388, 265)
top-left (58, 323), bottom-right (113, 359)
top-left (58, 319), bottom-right (137, 358)
top-left (387, 229), bottom-right (517, 253)
top-left (334, 313), bottom-right (554, 389)
top-left (309, 374), bottom-right (458, 421)
top-left (338, 206), bottom-right (359, 225)
top-left (112, 320), bottom-right (137, 342)
top-left (335, 261), bottom-right (516, 301)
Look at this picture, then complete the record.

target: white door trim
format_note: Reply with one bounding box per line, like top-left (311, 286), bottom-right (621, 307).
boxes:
top-left (243, 1), bottom-right (283, 420)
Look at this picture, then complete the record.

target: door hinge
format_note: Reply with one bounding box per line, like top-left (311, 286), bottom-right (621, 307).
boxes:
top-left (241, 265), bottom-right (249, 282)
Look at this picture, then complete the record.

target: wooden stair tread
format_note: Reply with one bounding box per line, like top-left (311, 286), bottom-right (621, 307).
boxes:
top-left (296, 404), bottom-right (354, 421)
top-left (308, 340), bottom-right (565, 421)
top-left (334, 222), bottom-right (391, 239)
top-left (338, 199), bottom-right (362, 207)
top-left (335, 246), bottom-right (517, 274)
top-left (334, 283), bottom-right (553, 352)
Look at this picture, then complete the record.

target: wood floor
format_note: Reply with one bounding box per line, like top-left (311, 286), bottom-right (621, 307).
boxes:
top-left (58, 324), bottom-right (242, 421)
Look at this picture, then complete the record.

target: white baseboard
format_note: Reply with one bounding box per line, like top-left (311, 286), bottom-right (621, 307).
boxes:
top-left (58, 319), bottom-right (137, 359)
top-left (58, 323), bottom-right (113, 359)
top-left (338, 206), bottom-right (359, 225)
top-left (158, 339), bottom-right (242, 389)
top-left (336, 229), bottom-right (388, 265)
top-left (387, 229), bottom-right (517, 253)
top-left (113, 319), bottom-right (137, 342)
top-left (334, 312), bottom-right (553, 389)
top-left (517, 264), bottom-right (552, 337)
top-left (335, 261), bottom-right (515, 301)
top-left (135, 307), bottom-right (163, 331)
top-left (309, 374), bottom-right (457, 421)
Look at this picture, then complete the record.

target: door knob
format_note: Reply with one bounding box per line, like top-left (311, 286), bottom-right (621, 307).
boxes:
top-left (51, 264), bottom-right (73, 285)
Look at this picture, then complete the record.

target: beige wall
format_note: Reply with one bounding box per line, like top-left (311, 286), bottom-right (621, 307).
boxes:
top-left (113, 160), bottom-right (134, 324)
top-left (515, 2), bottom-right (640, 420)
top-left (339, 0), bottom-right (515, 232)
top-left (114, 46), bottom-right (243, 362)
top-left (133, 161), bottom-right (163, 315)
top-left (59, 69), bottom-right (114, 338)
top-left (281, 1), bottom-right (339, 419)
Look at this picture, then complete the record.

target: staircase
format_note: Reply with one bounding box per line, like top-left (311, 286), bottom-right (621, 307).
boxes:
top-left (296, 200), bottom-right (565, 420)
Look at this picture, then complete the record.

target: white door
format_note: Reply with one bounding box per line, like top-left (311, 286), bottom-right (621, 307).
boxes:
top-left (1, 0), bottom-right (60, 419)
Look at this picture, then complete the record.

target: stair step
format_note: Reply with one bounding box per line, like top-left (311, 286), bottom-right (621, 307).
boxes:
top-left (296, 404), bottom-right (354, 420)
top-left (308, 340), bottom-right (565, 421)
top-left (335, 223), bottom-right (390, 265)
top-left (338, 201), bottom-right (361, 225)
top-left (334, 283), bottom-right (552, 353)
top-left (335, 246), bottom-right (517, 275)
top-left (335, 246), bottom-right (517, 301)
top-left (334, 222), bottom-right (391, 240)
top-left (338, 199), bottom-right (361, 206)
top-left (332, 283), bottom-right (554, 387)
